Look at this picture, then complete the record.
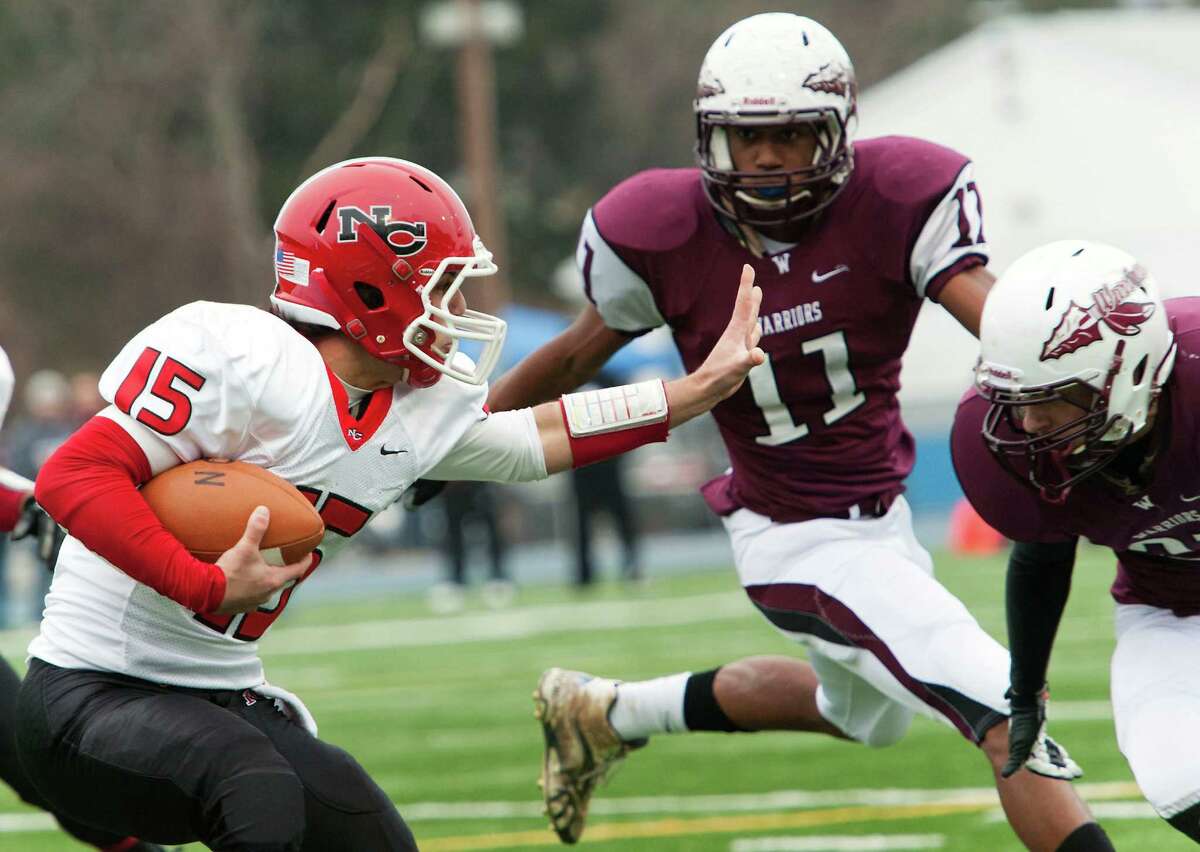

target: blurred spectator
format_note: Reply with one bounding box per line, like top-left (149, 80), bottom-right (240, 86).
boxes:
top-left (428, 481), bottom-right (513, 614)
top-left (2, 369), bottom-right (75, 623)
top-left (69, 371), bottom-right (105, 426)
top-left (568, 374), bottom-right (642, 588)
top-left (570, 455), bottom-right (641, 587)
top-left (5, 369), bottom-right (75, 480)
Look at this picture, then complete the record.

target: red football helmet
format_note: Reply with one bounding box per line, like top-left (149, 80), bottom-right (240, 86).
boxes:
top-left (270, 157), bottom-right (505, 388)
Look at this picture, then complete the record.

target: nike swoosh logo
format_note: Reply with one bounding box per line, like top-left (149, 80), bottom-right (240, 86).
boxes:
top-left (811, 265), bottom-right (849, 283)
top-left (1183, 493), bottom-right (1200, 502)
top-left (380, 446), bottom-right (408, 456)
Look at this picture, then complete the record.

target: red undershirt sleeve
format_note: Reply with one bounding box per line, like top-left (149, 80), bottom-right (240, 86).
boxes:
top-left (34, 416), bottom-right (227, 613)
top-left (0, 484), bottom-right (26, 533)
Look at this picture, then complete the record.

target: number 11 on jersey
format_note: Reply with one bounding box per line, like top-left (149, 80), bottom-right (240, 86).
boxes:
top-left (748, 330), bottom-right (866, 446)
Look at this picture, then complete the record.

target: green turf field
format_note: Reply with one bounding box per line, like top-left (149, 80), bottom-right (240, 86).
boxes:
top-left (0, 545), bottom-right (1189, 851)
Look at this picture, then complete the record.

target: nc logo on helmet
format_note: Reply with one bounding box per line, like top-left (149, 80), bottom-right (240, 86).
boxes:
top-left (336, 205), bottom-right (428, 257)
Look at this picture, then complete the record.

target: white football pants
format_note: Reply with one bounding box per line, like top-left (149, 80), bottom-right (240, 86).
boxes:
top-left (1112, 603), bottom-right (1200, 819)
top-left (723, 496), bottom-right (1010, 747)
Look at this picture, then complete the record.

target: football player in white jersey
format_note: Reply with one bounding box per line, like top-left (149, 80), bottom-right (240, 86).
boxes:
top-left (12, 157), bottom-right (765, 851)
top-left (0, 346), bottom-right (170, 852)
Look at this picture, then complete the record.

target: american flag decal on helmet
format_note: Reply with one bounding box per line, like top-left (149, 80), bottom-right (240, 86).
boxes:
top-left (275, 245), bottom-right (310, 286)
top-left (1040, 265), bottom-right (1154, 361)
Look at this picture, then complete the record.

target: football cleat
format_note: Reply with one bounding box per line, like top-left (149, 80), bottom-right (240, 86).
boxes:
top-left (533, 668), bottom-right (646, 844)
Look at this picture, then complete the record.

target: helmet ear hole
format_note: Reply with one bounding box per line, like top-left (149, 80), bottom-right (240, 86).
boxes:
top-left (353, 282), bottom-right (386, 310)
top-left (1132, 355), bottom-right (1148, 386)
top-left (315, 200), bottom-right (336, 234)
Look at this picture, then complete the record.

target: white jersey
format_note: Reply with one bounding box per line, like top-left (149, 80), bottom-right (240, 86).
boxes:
top-left (30, 301), bottom-right (543, 688)
top-left (0, 345), bottom-right (34, 493)
top-left (0, 344), bottom-right (12, 429)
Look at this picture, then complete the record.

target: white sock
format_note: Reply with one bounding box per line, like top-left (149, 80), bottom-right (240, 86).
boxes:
top-left (607, 672), bottom-right (691, 740)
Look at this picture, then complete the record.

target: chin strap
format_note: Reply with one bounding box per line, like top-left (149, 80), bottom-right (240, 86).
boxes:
top-left (714, 208), bottom-right (765, 258)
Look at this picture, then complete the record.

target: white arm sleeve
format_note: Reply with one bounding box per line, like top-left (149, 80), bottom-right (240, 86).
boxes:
top-left (423, 408), bottom-right (548, 483)
top-left (579, 210), bottom-right (666, 333)
top-left (909, 162), bottom-right (989, 298)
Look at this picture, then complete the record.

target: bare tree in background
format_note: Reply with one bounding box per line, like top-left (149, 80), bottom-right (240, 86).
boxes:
top-left (587, 0), bottom-right (975, 183)
top-left (0, 0), bottom-right (414, 379)
top-left (0, 0), bottom-right (1122, 382)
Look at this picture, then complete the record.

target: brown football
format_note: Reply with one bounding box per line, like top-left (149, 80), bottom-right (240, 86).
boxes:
top-left (141, 460), bottom-right (324, 564)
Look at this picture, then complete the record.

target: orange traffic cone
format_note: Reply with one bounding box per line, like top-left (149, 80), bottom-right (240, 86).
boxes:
top-left (947, 497), bottom-right (1005, 555)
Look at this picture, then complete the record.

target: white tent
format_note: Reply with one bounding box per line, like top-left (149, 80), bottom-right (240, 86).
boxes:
top-left (855, 8), bottom-right (1200, 420)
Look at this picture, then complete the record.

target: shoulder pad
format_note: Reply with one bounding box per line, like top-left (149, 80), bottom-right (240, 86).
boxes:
top-left (592, 169), bottom-right (706, 255)
top-left (856, 135), bottom-right (972, 206)
top-left (950, 390), bottom-right (1058, 542)
top-left (0, 345), bottom-right (12, 429)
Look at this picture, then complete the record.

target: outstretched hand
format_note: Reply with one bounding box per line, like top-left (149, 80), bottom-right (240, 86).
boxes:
top-left (216, 506), bottom-right (313, 615)
top-left (695, 264), bottom-right (766, 403)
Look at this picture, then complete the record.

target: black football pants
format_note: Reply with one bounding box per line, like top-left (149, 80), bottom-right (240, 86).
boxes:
top-left (16, 659), bottom-right (418, 852)
top-left (0, 655), bottom-right (140, 849)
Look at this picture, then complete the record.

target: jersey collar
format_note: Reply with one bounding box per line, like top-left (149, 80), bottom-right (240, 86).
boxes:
top-left (325, 365), bottom-right (394, 451)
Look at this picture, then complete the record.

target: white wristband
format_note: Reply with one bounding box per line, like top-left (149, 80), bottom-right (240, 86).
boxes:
top-left (561, 379), bottom-right (669, 437)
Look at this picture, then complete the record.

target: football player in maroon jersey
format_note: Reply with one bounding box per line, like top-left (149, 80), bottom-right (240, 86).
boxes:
top-left (492, 13), bottom-right (1112, 851)
top-left (954, 240), bottom-right (1200, 843)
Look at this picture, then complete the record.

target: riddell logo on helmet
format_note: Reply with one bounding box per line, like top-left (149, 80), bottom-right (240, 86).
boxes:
top-left (802, 63), bottom-right (851, 97)
top-left (740, 96), bottom-right (777, 105)
top-left (336, 206), bottom-right (428, 257)
top-left (1040, 265), bottom-right (1154, 361)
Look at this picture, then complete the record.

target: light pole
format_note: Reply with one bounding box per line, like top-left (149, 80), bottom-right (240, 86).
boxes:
top-left (420, 0), bottom-right (523, 314)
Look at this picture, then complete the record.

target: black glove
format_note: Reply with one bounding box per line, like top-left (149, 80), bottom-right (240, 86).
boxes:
top-left (402, 478), bottom-right (447, 510)
top-left (1002, 685), bottom-right (1082, 780)
top-left (10, 497), bottom-right (64, 571)
top-left (1002, 686), bottom-right (1044, 777)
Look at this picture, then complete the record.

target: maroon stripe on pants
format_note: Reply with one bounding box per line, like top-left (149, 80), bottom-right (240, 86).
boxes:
top-left (745, 582), bottom-right (1004, 744)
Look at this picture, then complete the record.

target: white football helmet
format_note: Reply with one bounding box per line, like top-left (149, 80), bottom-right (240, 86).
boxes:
top-left (694, 13), bottom-right (857, 226)
top-left (976, 240), bottom-right (1176, 500)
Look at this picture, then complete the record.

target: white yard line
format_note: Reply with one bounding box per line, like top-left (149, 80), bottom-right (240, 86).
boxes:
top-left (0, 591), bottom-right (751, 659)
top-left (0, 813), bottom-right (54, 833)
top-left (729, 835), bottom-right (945, 851)
top-left (0, 783), bottom-right (1148, 834)
top-left (399, 781), bottom-right (1141, 821)
top-left (985, 799), bottom-right (1158, 823)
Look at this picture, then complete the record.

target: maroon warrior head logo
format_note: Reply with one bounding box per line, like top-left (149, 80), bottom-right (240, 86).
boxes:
top-left (1040, 265), bottom-right (1155, 361)
top-left (802, 63), bottom-right (851, 97)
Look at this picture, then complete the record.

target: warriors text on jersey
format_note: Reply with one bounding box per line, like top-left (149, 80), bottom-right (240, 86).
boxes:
top-left (30, 302), bottom-right (534, 688)
top-left (953, 298), bottom-right (1200, 615)
top-left (580, 136), bottom-right (988, 521)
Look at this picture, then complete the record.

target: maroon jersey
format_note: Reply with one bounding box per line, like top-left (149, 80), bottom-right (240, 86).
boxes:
top-left (581, 136), bottom-right (988, 522)
top-left (952, 298), bottom-right (1200, 615)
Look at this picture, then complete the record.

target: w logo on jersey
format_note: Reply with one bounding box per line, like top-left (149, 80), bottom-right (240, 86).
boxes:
top-left (770, 253), bottom-right (791, 274)
top-left (336, 206), bottom-right (428, 257)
